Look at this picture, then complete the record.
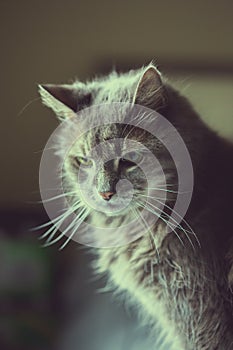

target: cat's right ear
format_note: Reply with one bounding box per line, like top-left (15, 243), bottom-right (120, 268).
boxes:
top-left (38, 84), bottom-right (91, 120)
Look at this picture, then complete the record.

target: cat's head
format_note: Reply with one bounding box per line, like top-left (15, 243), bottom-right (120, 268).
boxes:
top-left (38, 63), bottom-right (201, 220)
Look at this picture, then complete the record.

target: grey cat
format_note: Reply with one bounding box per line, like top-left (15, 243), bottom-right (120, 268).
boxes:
top-left (38, 63), bottom-right (233, 349)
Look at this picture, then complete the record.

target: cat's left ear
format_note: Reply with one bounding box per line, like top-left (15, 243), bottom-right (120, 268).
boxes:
top-left (133, 64), bottom-right (167, 110)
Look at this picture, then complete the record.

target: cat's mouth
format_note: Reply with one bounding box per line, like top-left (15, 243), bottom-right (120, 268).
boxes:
top-left (75, 187), bottom-right (148, 218)
top-left (97, 196), bottom-right (135, 216)
top-left (101, 203), bottom-right (135, 217)
top-left (96, 192), bottom-right (149, 218)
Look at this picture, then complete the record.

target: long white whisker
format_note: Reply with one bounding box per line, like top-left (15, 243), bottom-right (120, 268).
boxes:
top-left (154, 198), bottom-right (200, 248)
top-left (38, 200), bottom-right (83, 240)
top-left (134, 205), bottom-right (160, 261)
top-left (151, 183), bottom-right (178, 187)
top-left (121, 122), bottom-right (131, 137)
top-left (59, 209), bottom-right (91, 250)
top-left (17, 97), bottom-right (41, 117)
top-left (43, 207), bottom-right (87, 247)
top-left (130, 207), bottom-right (153, 251)
top-left (137, 200), bottom-right (185, 248)
top-left (139, 193), bottom-right (176, 201)
top-left (31, 210), bottom-right (71, 231)
top-left (144, 199), bottom-right (195, 251)
top-left (44, 201), bottom-right (84, 242)
top-left (147, 187), bottom-right (189, 194)
top-left (138, 195), bottom-right (192, 234)
top-left (31, 197), bottom-right (81, 232)
top-left (38, 191), bottom-right (77, 203)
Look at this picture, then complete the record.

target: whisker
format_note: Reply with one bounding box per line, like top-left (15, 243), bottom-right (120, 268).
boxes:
top-left (146, 187), bottom-right (189, 194)
top-left (30, 209), bottom-right (70, 231)
top-left (121, 123), bottom-right (131, 137)
top-left (131, 207), bottom-right (153, 251)
top-left (17, 97), bottom-right (41, 117)
top-left (43, 201), bottom-right (84, 242)
top-left (43, 207), bottom-right (87, 248)
top-left (138, 194), bottom-right (193, 234)
top-left (133, 206), bottom-right (160, 261)
top-left (137, 200), bottom-right (185, 248)
top-left (144, 200), bottom-right (194, 250)
top-left (59, 209), bottom-right (91, 250)
top-left (37, 199), bottom-right (83, 239)
top-left (153, 183), bottom-right (178, 187)
top-left (154, 198), bottom-right (200, 248)
top-left (39, 191), bottom-right (77, 203)
top-left (139, 193), bottom-right (176, 201)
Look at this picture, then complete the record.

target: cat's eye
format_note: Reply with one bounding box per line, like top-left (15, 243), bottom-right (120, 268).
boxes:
top-left (121, 151), bottom-right (143, 164)
top-left (74, 156), bottom-right (93, 167)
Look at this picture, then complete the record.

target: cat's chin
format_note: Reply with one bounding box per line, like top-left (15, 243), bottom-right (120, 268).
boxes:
top-left (101, 203), bottom-right (138, 218)
top-left (104, 210), bottom-right (128, 218)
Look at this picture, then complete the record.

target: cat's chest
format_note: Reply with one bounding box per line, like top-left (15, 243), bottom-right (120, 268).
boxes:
top-left (96, 223), bottom-right (188, 295)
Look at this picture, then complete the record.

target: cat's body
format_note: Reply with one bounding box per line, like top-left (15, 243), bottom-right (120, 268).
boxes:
top-left (39, 63), bottom-right (233, 349)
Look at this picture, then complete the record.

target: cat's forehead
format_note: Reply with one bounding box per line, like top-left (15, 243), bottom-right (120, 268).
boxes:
top-left (70, 122), bottom-right (153, 158)
top-left (80, 123), bottom-right (147, 144)
top-left (78, 123), bottom-right (120, 143)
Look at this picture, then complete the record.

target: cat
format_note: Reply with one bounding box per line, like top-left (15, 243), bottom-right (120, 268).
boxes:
top-left (38, 63), bottom-right (233, 349)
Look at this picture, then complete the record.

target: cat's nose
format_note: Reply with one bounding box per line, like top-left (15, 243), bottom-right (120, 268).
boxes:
top-left (99, 191), bottom-right (115, 201)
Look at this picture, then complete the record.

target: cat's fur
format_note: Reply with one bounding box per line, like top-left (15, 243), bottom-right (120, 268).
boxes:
top-left (38, 63), bottom-right (233, 349)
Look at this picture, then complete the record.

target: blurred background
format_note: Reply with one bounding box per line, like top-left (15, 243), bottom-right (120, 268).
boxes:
top-left (1, 0), bottom-right (233, 349)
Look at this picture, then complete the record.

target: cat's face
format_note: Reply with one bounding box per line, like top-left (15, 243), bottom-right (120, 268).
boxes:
top-left (39, 64), bottom-right (196, 224)
top-left (38, 64), bottom-right (173, 218)
top-left (63, 122), bottom-right (170, 217)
